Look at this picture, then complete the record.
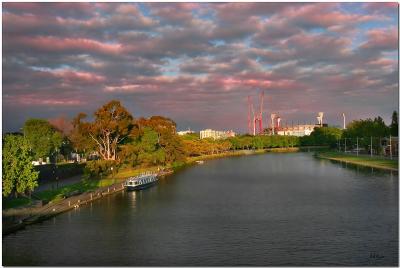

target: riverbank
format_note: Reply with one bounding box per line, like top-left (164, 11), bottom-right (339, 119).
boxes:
top-left (187, 147), bottom-right (300, 164)
top-left (3, 169), bottom-right (173, 236)
top-left (2, 147), bottom-right (299, 235)
top-left (4, 147), bottom-right (300, 209)
top-left (316, 152), bottom-right (398, 171)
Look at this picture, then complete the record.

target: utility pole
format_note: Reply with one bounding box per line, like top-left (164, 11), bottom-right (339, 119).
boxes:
top-left (390, 135), bottom-right (392, 160)
top-left (342, 113), bottom-right (346, 129)
top-left (356, 137), bottom-right (359, 156)
top-left (370, 136), bottom-right (373, 157)
top-left (344, 138), bottom-right (347, 153)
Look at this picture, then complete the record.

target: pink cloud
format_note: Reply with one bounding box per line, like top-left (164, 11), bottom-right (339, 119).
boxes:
top-left (51, 69), bottom-right (106, 84)
top-left (11, 36), bottom-right (122, 55)
top-left (3, 2), bottom-right (95, 18)
top-left (6, 94), bottom-right (85, 106)
top-left (364, 2), bottom-right (398, 14)
top-left (361, 28), bottom-right (398, 50)
top-left (282, 3), bottom-right (382, 30)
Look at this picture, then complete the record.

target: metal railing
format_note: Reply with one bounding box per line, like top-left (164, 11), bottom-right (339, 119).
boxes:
top-left (337, 136), bottom-right (398, 159)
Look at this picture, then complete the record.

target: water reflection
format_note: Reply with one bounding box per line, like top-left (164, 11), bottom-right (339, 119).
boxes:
top-left (128, 191), bottom-right (137, 209)
top-left (3, 153), bottom-right (398, 266)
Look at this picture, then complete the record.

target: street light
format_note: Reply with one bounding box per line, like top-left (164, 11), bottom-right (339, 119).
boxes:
top-left (111, 167), bottom-right (115, 184)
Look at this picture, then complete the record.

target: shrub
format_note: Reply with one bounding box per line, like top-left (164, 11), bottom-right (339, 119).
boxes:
top-left (84, 160), bottom-right (119, 179)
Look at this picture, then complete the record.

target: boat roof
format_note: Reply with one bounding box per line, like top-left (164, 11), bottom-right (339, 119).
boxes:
top-left (126, 173), bottom-right (156, 182)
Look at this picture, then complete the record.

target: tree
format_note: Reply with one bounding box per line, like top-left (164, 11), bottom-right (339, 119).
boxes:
top-left (300, 127), bottom-right (342, 147)
top-left (2, 135), bottom-right (39, 197)
top-left (344, 117), bottom-right (390, 139)
top-left (138, 116), bottom-right (185, 164)
top-left (48, 116), bottom-right (73, 136)
top-left (69, 113), bottom-right (96, 155)
top-left (23, 118), bottom-right (63, 161)
top-left (390, 111), bottom-right (398, 136)
top-left (87, 100), bottom-right (134, 160)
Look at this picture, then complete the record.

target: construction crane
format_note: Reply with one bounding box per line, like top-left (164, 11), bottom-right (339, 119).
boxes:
top-left (247, 90), bottom-right (264, 135)
top-left (247, 96), bottom-right (255, 135)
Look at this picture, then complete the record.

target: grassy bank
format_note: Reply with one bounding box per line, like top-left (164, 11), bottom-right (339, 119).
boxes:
top-left (316, 151), bottom-right (398, 171)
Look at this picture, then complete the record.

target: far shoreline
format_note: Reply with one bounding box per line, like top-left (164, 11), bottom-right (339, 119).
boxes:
top-left (315, 152), bottom-right (398, 172)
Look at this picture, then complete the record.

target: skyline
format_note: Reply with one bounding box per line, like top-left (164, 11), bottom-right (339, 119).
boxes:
top-left (2, 2), bottom-right (399, 132)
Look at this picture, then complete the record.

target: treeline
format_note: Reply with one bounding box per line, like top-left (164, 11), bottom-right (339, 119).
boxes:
top-left (181, 135), bottom-right (300, 157)
top-left (3, 99), bottom-right (398, 198)
top-left (300, 112), bottom-right (398, 148)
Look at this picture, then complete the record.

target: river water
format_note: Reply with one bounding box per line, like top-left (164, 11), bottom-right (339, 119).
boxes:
top-left (3, 153), bottom-right (398, 266)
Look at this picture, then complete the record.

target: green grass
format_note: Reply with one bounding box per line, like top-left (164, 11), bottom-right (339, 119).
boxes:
top-left (35, 181), bottom-right (95, 203)
top-left (3, 166), bottom-right (163, 209)
top-left (316, 151), bottom-right (398, 171)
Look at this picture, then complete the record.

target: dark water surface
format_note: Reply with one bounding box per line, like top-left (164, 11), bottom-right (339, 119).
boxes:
top-left (3, 153), bottom-right (398, 266)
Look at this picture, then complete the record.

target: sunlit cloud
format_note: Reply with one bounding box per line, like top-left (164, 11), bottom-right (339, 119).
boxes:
top-left (2, 2), bottom-right (398, 132)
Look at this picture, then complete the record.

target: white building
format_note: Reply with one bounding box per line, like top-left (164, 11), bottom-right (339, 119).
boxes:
top-left (276, 125), bottom-right (319, 137)
top-left (200, 129), bottom-right (236, 140)
top-left (177, 128), bottom-right (195, 136)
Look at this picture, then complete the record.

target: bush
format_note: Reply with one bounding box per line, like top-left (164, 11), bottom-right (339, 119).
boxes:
top-left (83, 160), bottom-right (119, 179)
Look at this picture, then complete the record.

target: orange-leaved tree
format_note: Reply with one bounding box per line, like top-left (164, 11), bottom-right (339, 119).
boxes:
top-left (70, 100), bottom-right (134, 160)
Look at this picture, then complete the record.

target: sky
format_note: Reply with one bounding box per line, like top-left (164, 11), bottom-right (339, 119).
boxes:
top-left (2, 2), bottom-right (399, 133)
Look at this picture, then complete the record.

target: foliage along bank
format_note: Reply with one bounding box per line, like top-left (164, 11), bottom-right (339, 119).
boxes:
top-left (3, 98), bottom-right (398, 198)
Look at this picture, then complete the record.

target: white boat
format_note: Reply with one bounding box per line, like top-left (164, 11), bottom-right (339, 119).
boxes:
top-left (196, 160), bottom-right (204, 164)
top-left (124, 172), bottom-right (158, 191)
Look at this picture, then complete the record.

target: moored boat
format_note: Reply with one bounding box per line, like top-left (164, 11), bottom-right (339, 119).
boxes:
top-left (124, 172), bottom-right (158, 191)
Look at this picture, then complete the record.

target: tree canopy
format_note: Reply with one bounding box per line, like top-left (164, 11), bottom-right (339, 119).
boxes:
top-left (2, 135), bottom-right (39, 197)
top-left (71, 100), bottom-right (134, 160)
top-left (300, 127), bottom-right (342, 147)
top-left (343, 116), bottom-right (390, 139)
top-left (23, 118), bottom-right (63, 160)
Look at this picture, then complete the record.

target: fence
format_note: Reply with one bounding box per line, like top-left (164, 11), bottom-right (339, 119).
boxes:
top-left (337, 136), bottom-right (398, 159)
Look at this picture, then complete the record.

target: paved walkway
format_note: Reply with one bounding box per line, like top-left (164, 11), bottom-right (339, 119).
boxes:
top-left (34, 175), bottom-right (83, 192)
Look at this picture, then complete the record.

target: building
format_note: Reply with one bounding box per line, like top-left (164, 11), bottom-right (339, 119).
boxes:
top-left (200, 129), bottom-right (236, 140)
top-left (177, 128), bottom-right (195, 136)
top-left (276, 124), bottom-right (320, 137)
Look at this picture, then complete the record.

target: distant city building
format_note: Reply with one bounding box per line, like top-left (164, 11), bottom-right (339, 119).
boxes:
top-left (177, 128), bottom-right (195, 136)
top-left (276, 124), bottom-right (320, 137)
top-left (200, 129), bottom-right (236, 140)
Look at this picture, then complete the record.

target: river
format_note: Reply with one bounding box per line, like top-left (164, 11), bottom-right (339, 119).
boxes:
top-left (3, 152), bottom-right (398, 266)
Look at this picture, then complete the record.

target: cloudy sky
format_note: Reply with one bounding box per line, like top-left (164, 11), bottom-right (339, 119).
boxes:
top-left (2, 2), bottom-right (398, 133)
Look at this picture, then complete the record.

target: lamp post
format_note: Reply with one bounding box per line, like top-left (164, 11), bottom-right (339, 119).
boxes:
top-left (356, 137), bottom-right (359, 156)
top-left (111, 167), bottom-right (115, 184)
top-left (370, 136), bottom-right (373, 157)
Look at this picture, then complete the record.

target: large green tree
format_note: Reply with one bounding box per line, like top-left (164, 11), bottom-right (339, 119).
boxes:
top-left (300, 127), bottom-right (342, 147)
top-left (2, 135), bottom-right (39, 197)
top-left (23, 118), bottom-right (63, 160)
top-left (137, 116), bottom-right (185, 164)
top-left (343, 117), bottom-right (390, 138)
